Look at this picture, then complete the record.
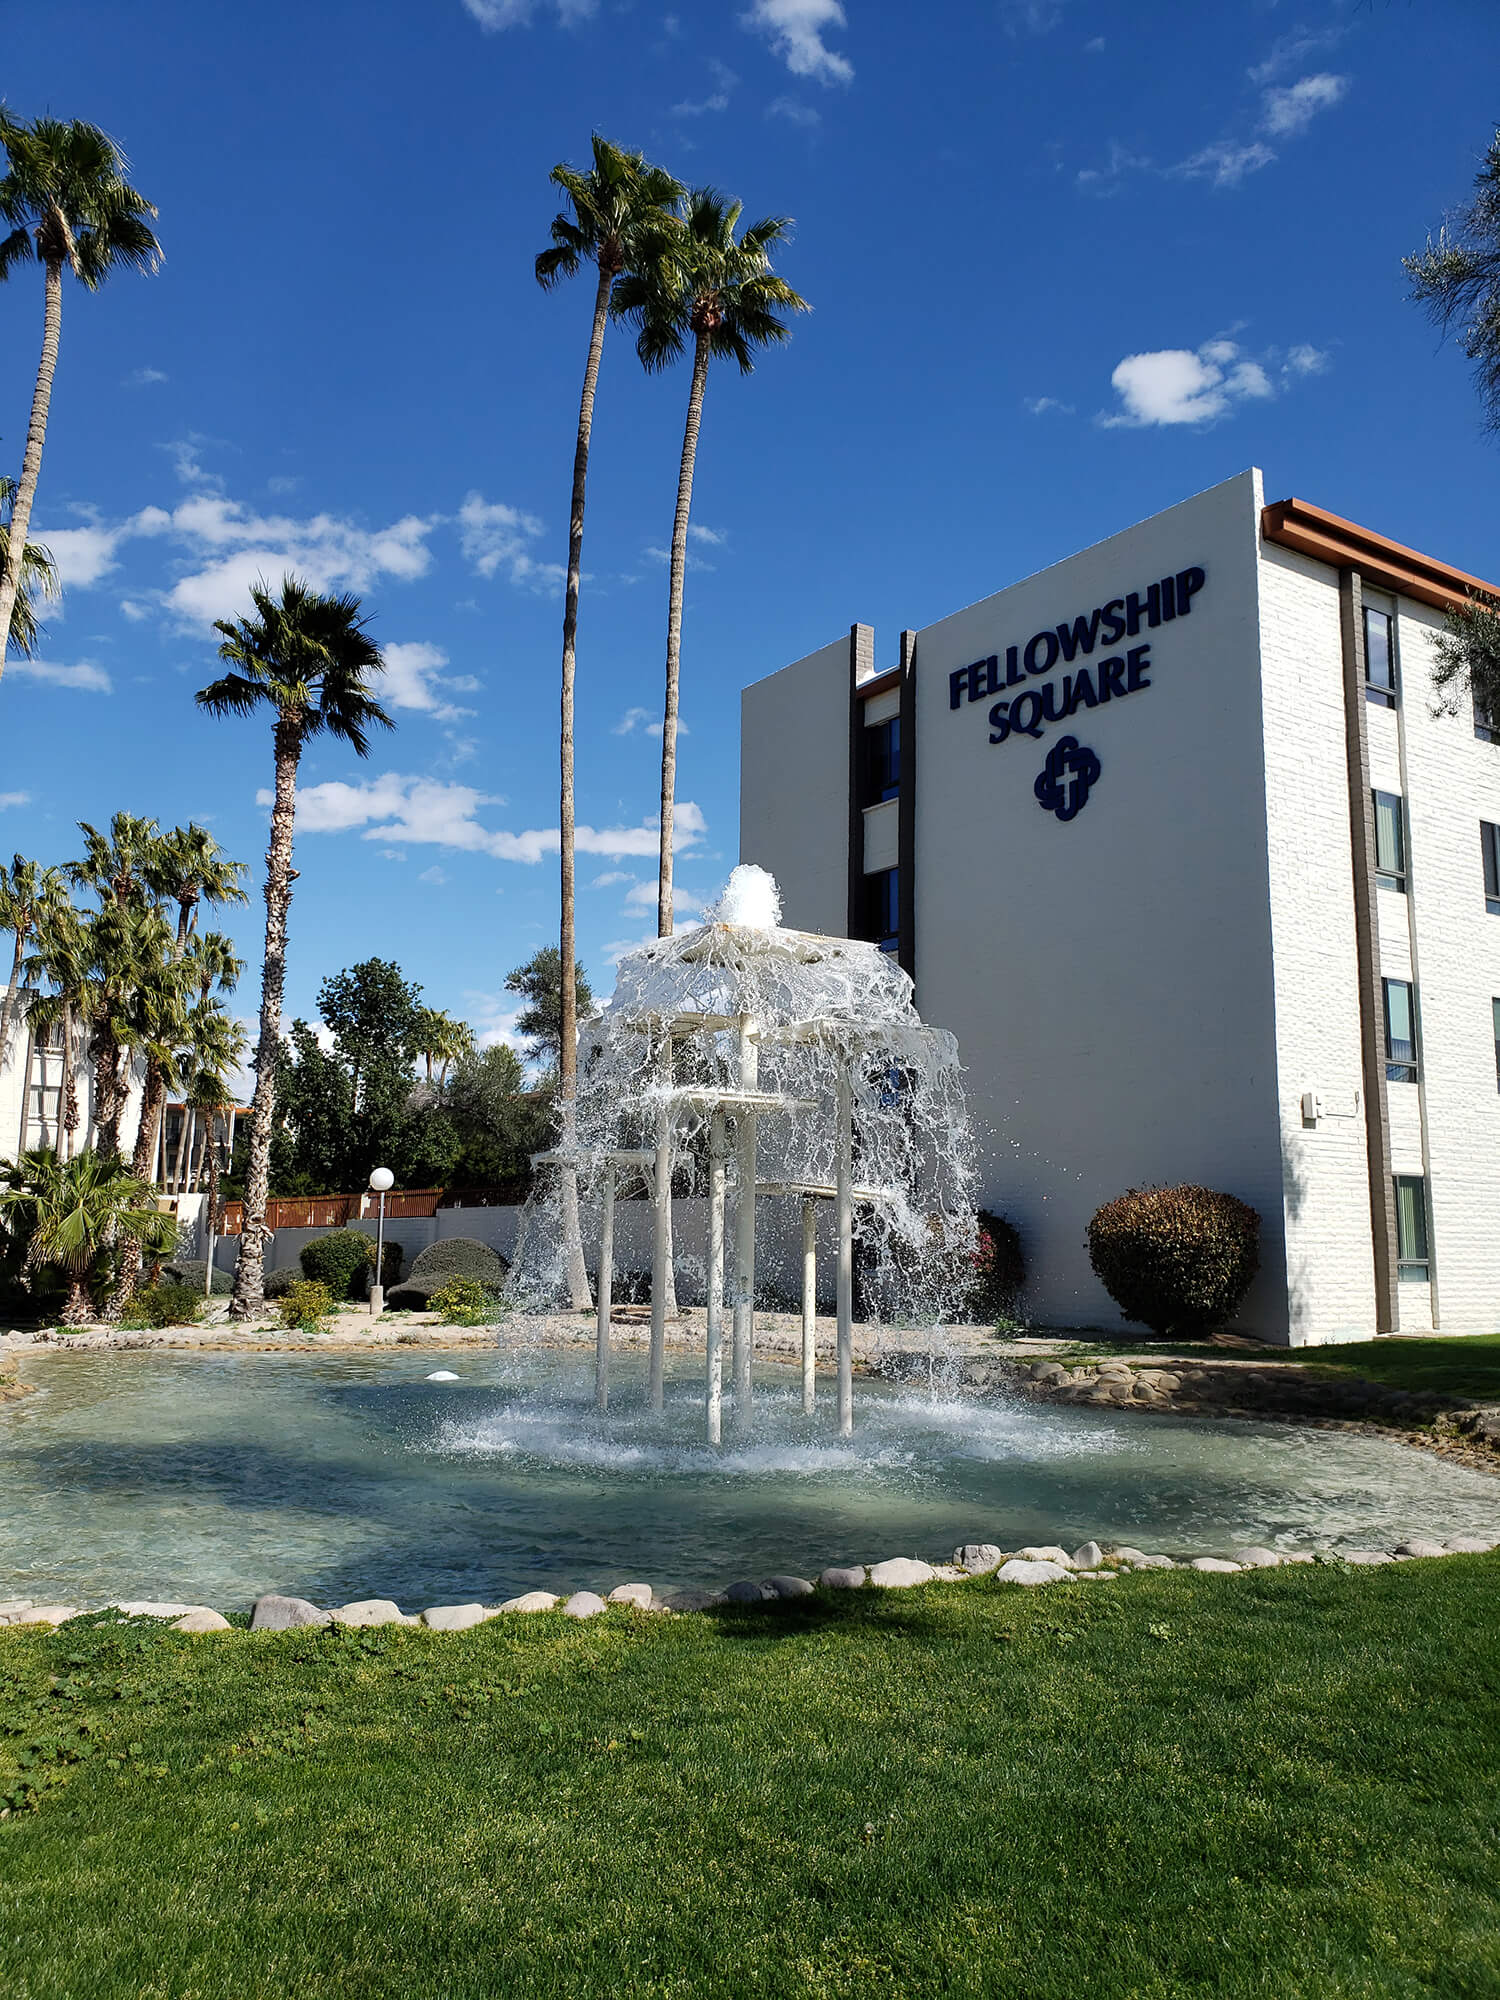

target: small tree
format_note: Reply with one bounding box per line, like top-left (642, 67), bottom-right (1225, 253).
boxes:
top-left (1429, 589), bottom-right (1500, 730)
top-left (1405, 128), bottom-right (1500, 433)
top-left (0, 1147), bottom-right (176, 1325)
top-left (504, 947), bottom-right (593, 1075)
top-left (1086, 1185), bottom-right (1260, 1339)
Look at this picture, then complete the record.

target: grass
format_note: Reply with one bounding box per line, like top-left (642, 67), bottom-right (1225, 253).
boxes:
top-left (3, 1561), bottom-right (1500, 1997)
top-left (1053, 1333), bottom-right (1500, 1404)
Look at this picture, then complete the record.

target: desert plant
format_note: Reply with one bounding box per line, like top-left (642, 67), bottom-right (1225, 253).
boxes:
top-left (117, 1280), bottom-right (201, 1330)
top-left (968, 1210), bottom-right (1025, 1327)
top-left (0, 1147), bottom-right (176, 1325)
top-left (277, 1277), bottom-right (333, 1334)
top-left (425, 1275), bottom-right (497, 1326)
top-left (1086, 1185), bottom-right (1260, 1338)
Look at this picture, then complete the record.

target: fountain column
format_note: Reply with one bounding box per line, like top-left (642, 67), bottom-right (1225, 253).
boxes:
top-left (836, 1065), bottom-right (854, 1437)
top-left (648, 1033), bottom-right (673, 1412)
top-left (731, 1015), bottom-right (759, 1416)
top-left (706, 1110), bottom-right (727, 1444)
top-left (801, 1197), bottom-right (817, 1415)
top-left (595, 1159), bottom-right (615, 1412)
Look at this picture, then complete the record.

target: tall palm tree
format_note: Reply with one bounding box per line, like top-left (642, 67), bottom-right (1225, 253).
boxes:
top-left (0, 476), bottom-right (60, 660)
top-left (0, 1146), bottom-right (174, 1326)
top-left (413, 1006), bottom-right (475, 1089)
top-left (0, 854), bottom-right (64, 1072)
top-left (151, 823), bottom-right (249, 945)
top-left (172, 930), bottom-right (243, 1188)
top-left (24, 896), bottom-right (88, 1158)
top-left (615, 191), bottom-right (809, 939)
top-left (67, 811), bottom-right (162, 913)
top-left (181, 1004), bottom-right (247, 1241)
top-left (196, 576), bottom-right (392, 1319)
top-left (536, 136), bottom-right (683, 1310)
top-left (0, 114), bottom-right (160, 675)
top-left (80, 900), bottom-right (173, 1161)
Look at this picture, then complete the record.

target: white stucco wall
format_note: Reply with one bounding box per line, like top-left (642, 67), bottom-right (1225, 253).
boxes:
top-left (740, 633), bottom-right (851, 936)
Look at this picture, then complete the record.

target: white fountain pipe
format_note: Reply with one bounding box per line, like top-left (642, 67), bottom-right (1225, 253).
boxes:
top-left (836, 1065), bottom-right (854, 1437)
top-left (801, 1196), bottom-right (817, 1416)
top-left (648, 1034), bottom-right (673, 1412)
top-left (732, 1015), bottom-right (759, 1414)
top-left (595, 1159), bottom-right (615, 1413)
top-left (706, 1110), bottom-right (727, 1445)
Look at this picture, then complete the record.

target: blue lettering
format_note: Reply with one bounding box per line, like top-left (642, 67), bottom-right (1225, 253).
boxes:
top-left (1005, 645), bottom-right (1023, 687)
top-left (1126, 585), bottom-right (1160, 636)
top-left (981, 655), bottom-right (999, 698)
top-left (1099, 599), bottom-right (1126, 645)
top-left (1160, 573), bottom-right (1177, 621)
top-left (1024, 630), bottom-right (1060, 677)
top-left (1040, 680), bottom-right (1063, 722)
top-left (1176, 565), bottom-right (1205, 615)
top-left (988, 699), bottom-right (1010, 744)
top-left (1055, 609), bottom-right (1102, 661)
top-left (1066, 667), bottom-right (1098, 713)
top-left (1097, 655), bottom-right (1126, 700)
top-left (1126, 643), bottom-right (1152, 691)
top-left (949, 666), bottom-right (968, 711)
top-left (1009, 690), bottom-right (1046, 738)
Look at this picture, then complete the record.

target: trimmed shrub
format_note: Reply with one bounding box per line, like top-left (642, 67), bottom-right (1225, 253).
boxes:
top-left (264, 1266), bottom-right (300, 1300)
top-left (967, 1210), bottom-right (1025, 1327)
top-left (161, 1259), bottom-right (233, 1297)
top-left (119, 1281), bottom-right (203, 1330)
top-left (299, 1229), bottom-right (402, 1301)
top-left (278, 1278), bottom-right (333, 1334)
top-left (426, 1275), bottom-right (498, 1326)
top-left (407, 1237), bottom-right (508, 1287)
top-left (1086, 1185), bottom-right (1260, 1338)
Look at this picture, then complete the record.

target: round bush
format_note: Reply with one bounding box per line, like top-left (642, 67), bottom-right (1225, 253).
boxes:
top-left (161, 1259), bottom-right (233, 1297)
top-left (263, 1266), bottom-right (300, 1300)
top-left (426, 1275), bottom-right (497, 1326)
top-left (121, 1281), bottom-right (203, 1330)
top-left (300, 1229), bottom-right (385, 1300)
top-left (1086, 1185), bottom-right (1260, 1338)
top-left (278, 1278), bottom-right (333, 1333)
top-left (407, 1237), bottom-right (507, 1287)
top-left (967, 1210), bottom-right (1025, 1325)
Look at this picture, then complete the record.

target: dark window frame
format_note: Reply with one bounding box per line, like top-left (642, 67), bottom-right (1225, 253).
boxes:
top-left (1382, 977), bottom-right (1419, 1084)
top-left (1482, 821), bottom-right (1500, 915)
top-left (1364, 605), bottom-right (1397, 708)
top-left (860, 715), bottom-right (900, 806)
top-left (863, 866), bottom-right (899, 953)
top-left (1372, 790), bottom-right (1407, 892)
top-left (1393, 1174), bottom-right (1431, 1283)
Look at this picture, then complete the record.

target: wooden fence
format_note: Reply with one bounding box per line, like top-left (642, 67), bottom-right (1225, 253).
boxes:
top-left (217, 1188), bottom-right (447, 1236)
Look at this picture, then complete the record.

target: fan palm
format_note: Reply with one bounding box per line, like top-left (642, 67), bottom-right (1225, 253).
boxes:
top-left (0, 854), bottom-right (65, 1072)
top-left (0, 113), bottom-right (160, 674)
top-left (181, 1004), bottom-right (247, 1254)
top-left (614, 191), bottom-right (809, 937)
top-left (195, 575), bottom-right (393, 1319)
top-left (172, 931), bottom-right (243, 1188)
top-left (80, 900), bottom-right (175, 1160)
top-left (151, 823), bottom-right (249, 945)
top-left (67, 811), bottom-right (163, 913)
top-left (0, 476), bottom-right (60, 660)
top-left (413, 1006), bottom-right (475, 1089)
top-left (24, 897), bottom-right (88, 1158)
top-left (0, 1146), bottom-right (175, 1326)
top-left (536, 136), bottom-right (683, 1310)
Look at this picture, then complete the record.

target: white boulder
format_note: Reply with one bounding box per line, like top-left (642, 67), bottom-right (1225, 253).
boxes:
top-left (867, 1558), bottom-right (936, 1589)
top-left (422, 1604), bottom-right (496, 1632)
top-left (994, 1559), bottom-right (1071, 1587)
top-left (173, 1608), bottom-right (231, 1633)
top-left (500, 1590), bottom-right (560, 1613)
top-left (331, 1599), bottom-right (417, 1627)
top-left (562, 1591), bottom-right (608, 1618)
top-left (607, 1583), bottom-right (655, 1609)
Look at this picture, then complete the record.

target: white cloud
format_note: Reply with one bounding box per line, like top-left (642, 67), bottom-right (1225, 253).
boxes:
top-left (612, 704), bottom-right (687, 740)
top-left (460, 0), bottom-right (597, 28)
top-left (1248, 28), bottom-right (1346, 86)
top-left (591, 869), bottom-right (634, 888)
top-left (124, 366), bottom-right (168, 387)
top-left (742, 0), bottom-right (852, 86)
top-left (461, 990), bottom-right (530, 1057)
top-left (418, 865), bottom-right (449, 886)
top-left (1084, 36), bottom-right (1105, 54)
top-left (1024, 396), bottom-right (1075, 417)
top-left (626, 878), bottom-right (704, 914)
top-left (33, 505), bottom-right (171, 590)
top-left (1283, 343), bottom-right (1330, 378)
top-left (273, 772), bottom-right (706, 865)
top-left (644, 541), bottom-right (715, 573)
top-left (457, 491), bottom-right (562, 591)
top-left (1169, 140), bottom-right (1276, 188)
top-left (767, 96), bottom-right (821, 127)
top-left (999, 0), bottom-right (1074, 31)
top-left (5, 658), bottom-right (112, 693)
top-left (1100, 339), bottom-right (1283, 428)
top-left (1261, 73), bottom-right (1348, 138)
top-left (266, 475), bottom-right (301, 496)
top-left (673, 60), bottom-right (737, 116)
top-left (380, 640), bottom-right (477, 723)
top-left (0, 791), bottom-right (31, 809)
top-left (159, 495), bottom-right (437, 626)
top-left (687, 523), bottom-right (726, 546)
top-left (160, 435), bottom-right (225, 491)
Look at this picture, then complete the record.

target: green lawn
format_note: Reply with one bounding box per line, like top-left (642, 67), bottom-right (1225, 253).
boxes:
top-left (4, 1560), bottom-right (1500, 1998)
top-left (1059, 1333), bottom-right (1500, 1404)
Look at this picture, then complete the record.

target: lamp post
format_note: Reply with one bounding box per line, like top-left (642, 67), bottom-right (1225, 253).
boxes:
top-left (369, 1166), bottom-right (394, 1315)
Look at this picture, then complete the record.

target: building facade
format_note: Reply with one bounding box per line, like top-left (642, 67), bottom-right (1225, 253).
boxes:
top-left (740, 469), bottom-right (1500, 1345)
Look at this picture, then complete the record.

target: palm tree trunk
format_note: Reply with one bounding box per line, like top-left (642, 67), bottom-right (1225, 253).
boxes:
top-left (107, 1061), bottom-right (166, 1317)
top-left (657, 334), bottom-right (711, 941)
top-left (60, 1275), bottom-right (92, 1328)
top-left (231, 715), bottom-right (300, 1320)
top-left (0, 259), bottom-right (62, 677)
top-left (0, 931), bottom-right (26, 1077)
top-left (60, 1006), bottom-right (78, 1160)
top-left (556, 261), bottom-right (614, 1313)
top-left (190, 1111), bottom-right (210, 1193)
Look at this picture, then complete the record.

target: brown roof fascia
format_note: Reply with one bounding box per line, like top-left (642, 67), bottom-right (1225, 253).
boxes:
top-left (1262, 497), bottom-right (1498, 614)
top-left (858, 667), bottom-right (902, 702)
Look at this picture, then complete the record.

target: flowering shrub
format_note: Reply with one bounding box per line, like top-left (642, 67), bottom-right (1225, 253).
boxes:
top-left (278, 1278), bottom-right (334, 1334)
top-left (1086, 1185), bottom-right (1260, 1338)
top-left (967, 1210), bottom-right (1025, 1327)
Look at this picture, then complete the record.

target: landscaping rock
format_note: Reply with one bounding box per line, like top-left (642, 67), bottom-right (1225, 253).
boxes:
top-left (1029, 1361), bottom-right (1066, 1383)
top-left (1126, 1554), bottom-right (1176, 1570)
top-left (1018, 1546), bottom-right (1075, 1568)
top-left (929, 1564), bottom-right (968, 1581)
top-left (724, 1580), bottom-right (771, 1604)
top-left (1075, 1569), bottom-right (1117, 1581)
top-left (819, 1565), bottom-right (867, 1590)
top-left (663, 1588), bottom-right (720, 1612)
top-left (954, 1543), bottom-right (1005, 1573)
top-left (332, 1599), bottom-right (417, 1627)
top-left (500, 1591), bottom-right (559, 1614)
top-left (764, 1575), bottom-right (815, 1599)
top-left (251, 1593), bottom-right (329, 1631)
top-left (994, 1559), bottom-right (1071, 1586)
top-left (0, 1600), bottom-right (33, 1623)
top-left (11, 1606), bottom-right (79, 1626)
top-left (1281, 1552), bottom-right (1316, 1563)
top-left (1189, 1558), bottom-right (1241, 1573)
top-left (607, 1583), bottom-right (655, 1609)
top-left (1096, 1361), bottom-right (1133, 1380)
top-left (1445, 1535), bottom-right (1498, 1554)
top-left (108, 1600), bottom-right (197, 1618)
top-left (1071, 1542), bottom-right (1104, 1571)
top-left (868, 1558), bottom-right (936, 1589)
top-left (1340, 1550), bottom-right (1394, 1566)
top-left (1393, 1540), bottom-right (1449, 1560)
top-left (1233, 1548), bottom-right (1283, 1568)
top-left (1111, 1547), bottom-right (1149, 1564)
top-left (421, 1604), bottom-right (496, 1632)
top-left (173, 1608), bottom-right (231, 1633)
top-left (562, 1591), bottom-right (608, 1619)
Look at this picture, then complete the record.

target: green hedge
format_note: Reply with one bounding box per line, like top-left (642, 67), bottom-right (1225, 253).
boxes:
top-left (161, 1259), bottom-right (232, 1297)
top-left (1086, 1184), bottom-right (1260, 1338)
top-left (407, 1237), bottom-right (507, 1286)
top-left (299, 1229), bottom-right (404, 1300)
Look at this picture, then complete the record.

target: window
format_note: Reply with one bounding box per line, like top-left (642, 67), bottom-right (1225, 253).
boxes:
top-left (864, 867), bottom-right (899, 953)
top-left (862, 716), bottom-right (900, 804)
top-left (1476, 689), bottom-right (1498, 745)
top-left (1364, 606), bottom-right (1396, 706)
top-left (25, 1083), bottom-right (60, 1139)
top-left (1393, 1175), bottom-right (1430, 1282)
top-left (1482, 822), bottom-right (1500, 915)
top-left (1382, 979), bottom-right (1418, 1083)
top-left (1372, 791), bottom-right (1406, 891)
top-left (1493, 999), bottom-right (1500, 1091)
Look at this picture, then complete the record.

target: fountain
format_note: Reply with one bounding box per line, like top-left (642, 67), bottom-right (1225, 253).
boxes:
top-left (520, 866), bottom-right (979, 1441)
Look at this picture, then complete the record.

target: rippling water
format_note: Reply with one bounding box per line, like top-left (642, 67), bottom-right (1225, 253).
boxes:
top-left (2, 1346), bottom-right (1497, 1610)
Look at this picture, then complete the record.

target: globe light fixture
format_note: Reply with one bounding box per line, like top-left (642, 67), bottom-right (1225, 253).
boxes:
top-left (368, 1167), bottom-right (395, 1314)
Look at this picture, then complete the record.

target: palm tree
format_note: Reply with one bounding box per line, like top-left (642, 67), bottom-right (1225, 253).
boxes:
top-left (413, 1006), bottom-right (475, 1089)
top-left (80, 900), bottom-right (174, 1161)
top-left (0, 854), bottom-right (64, 1073)
top-left (0, 1146), bottom-right (175, 1326)
top-left (0, 477), bottom-right (60, 659)
top-left (151, 823), bottom-right (249, 945)
top-left (67, 811), bottom-right (162, 913)
top-left (0, 114), bottom-right (160, 675)
top-left (536, 136), bottom-right (683, 1310)
top-left (1405, 129), bottom-right (1500, 433)
top-left (181, 1004), bottom-right (247, 1249)
top-left (24, 897), bottom-right (88, 1158)
top-left (614, 191), bottom-right (809, 937)
top-left (172, 931), bottom-right (243, 1189)
top-left (196, 576), bottom-right (393, 1319)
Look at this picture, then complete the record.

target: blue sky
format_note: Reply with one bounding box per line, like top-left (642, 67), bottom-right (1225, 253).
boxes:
top-left (3, 0), bottom-right (1497, 1062)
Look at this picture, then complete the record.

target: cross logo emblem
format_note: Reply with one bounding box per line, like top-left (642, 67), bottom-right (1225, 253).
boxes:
top-left (1034, 736), bottom-right (1101, 821)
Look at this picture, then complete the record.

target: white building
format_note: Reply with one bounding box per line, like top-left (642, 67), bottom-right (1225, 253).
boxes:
top-left (740, 468), bottom-right (1500, 1346)
top-left (0, 1003), bottom-right (149, 1167)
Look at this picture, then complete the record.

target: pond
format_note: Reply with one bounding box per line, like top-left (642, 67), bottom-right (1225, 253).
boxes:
top-left (3, 1346), bottom-right (1498, 1610)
